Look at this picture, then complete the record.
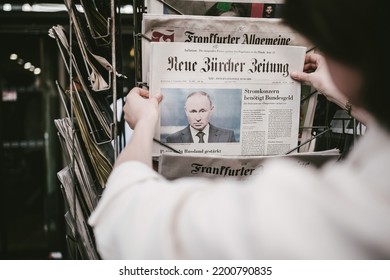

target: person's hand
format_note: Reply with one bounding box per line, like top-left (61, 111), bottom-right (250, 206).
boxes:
top-left (113, 88), bottom-right (163, 168)
top-left (290, 52), bottom-right (372, 125)
top-left (123, 87), bottom-right (163, 130)
top-left (290, 52), bottom-right (347, 107)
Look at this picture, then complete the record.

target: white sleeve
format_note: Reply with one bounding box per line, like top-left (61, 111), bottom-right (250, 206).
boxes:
top-left (89, 152), bottom-right (390, 259)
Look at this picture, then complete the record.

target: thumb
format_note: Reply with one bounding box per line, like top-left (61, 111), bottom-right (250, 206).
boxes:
top-left (151, 92), bottom-right (163, 104)
top-left (290, 71), bottom-right (311, 85)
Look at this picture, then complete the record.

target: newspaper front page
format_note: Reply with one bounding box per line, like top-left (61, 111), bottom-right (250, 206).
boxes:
top-left (142, 14), bottom-right (313, 83)
top-left (150, 42), bottom-right (306, 157)
top-left (141, 15), bottom-right (317, 151)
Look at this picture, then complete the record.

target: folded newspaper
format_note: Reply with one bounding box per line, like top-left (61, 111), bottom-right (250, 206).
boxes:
top-left (150, 42), bottom-right (306, 157)
top-left (159, 149), bottom-right (340, 180)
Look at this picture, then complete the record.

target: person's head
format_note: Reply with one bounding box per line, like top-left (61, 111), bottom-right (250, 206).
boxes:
top-left (283, 0), bottom-right (390, 130)
top-left (185, 91), bottom-right (214, 131)
top-left (263, 4), bottom-right (275, 18)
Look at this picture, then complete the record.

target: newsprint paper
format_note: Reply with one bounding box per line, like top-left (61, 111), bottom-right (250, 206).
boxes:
top-left (159, 149), bottom-right (340, 180)
top-left (149, 42), bottom-right (306, 157)
top-left (142, 15), bottom-right (317, 152)
top-left (142, 14), bottom-right (313, 83)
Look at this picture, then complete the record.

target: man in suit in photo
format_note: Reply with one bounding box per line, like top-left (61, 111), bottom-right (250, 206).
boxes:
top-left (165, 91), bottom-right (237, 143)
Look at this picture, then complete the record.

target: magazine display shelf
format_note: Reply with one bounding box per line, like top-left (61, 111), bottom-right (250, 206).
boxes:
top-left (53, 0), bottom-right (124, 259)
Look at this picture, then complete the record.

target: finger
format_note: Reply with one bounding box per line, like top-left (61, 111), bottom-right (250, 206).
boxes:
top-left (304, 52), bottom-right (320, 64)
top-left (154, 92), bottom-right (163, 104)
top-left (290, 71), bottom-right (311, 84)
top-left (302, 62), bottom-right (317, 73)
top-left (138, 88), bottom-right (150, 99)
top-left (150, 92), bottom-right (163, 105)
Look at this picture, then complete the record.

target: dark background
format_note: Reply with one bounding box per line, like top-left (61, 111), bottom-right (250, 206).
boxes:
top-left (0, 0), bottom-right (134, 259)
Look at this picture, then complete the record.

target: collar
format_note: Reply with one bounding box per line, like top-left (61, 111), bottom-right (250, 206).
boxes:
top-left (190, 124), bottom-right (210, 143)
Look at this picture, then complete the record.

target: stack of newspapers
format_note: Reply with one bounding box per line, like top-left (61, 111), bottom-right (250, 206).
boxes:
top-left (50, 0), bottom-right (122, 259)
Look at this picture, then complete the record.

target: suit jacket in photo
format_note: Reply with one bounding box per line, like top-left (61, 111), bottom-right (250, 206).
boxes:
top-left (165, 124), bottom-right (236, 143)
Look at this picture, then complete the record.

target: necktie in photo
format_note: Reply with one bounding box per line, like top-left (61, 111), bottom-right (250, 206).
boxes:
top-left (196, 131), bottom-right (205, 143)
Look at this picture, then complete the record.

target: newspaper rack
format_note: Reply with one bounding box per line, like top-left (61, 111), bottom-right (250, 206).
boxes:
top-left (52, 0), bottom-right (124, 259)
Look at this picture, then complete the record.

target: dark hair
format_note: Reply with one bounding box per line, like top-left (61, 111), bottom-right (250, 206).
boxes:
top-left (282, 0), bottom-right (390, 130)
top-left (262, 4), bottom-right (276, 18)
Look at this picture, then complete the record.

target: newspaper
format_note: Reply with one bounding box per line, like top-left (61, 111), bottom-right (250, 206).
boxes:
top-left (147, 0), bottom-right (285, 17)
top-left (141, 14), bottom-right (313, 83)
top-left (150, 42), bottom-right (306, 157)
top-left (141, 15), bottom-right (317, 150)
top-left (159, 149), bottom-right (340, 180)
top-left (58, 166), bottom-right (100, 260)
